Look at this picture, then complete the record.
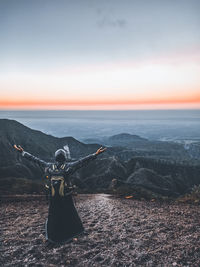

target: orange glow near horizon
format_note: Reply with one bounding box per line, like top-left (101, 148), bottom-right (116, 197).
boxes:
top-left (1, 95), bottom-right (200, 106)
top-left (1, 55), bottom-right (200, 110)
top-left (1, 97), bottom-right (200, 110)
top-left (1, 96), bottom-right (200, 110)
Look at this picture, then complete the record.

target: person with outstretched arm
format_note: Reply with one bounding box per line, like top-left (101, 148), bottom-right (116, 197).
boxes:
top-left (14, 144), bottom-right (107, 244)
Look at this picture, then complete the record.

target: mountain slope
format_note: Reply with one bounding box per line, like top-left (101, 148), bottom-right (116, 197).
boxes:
top-left (0, 119), bottom-right (100, 180)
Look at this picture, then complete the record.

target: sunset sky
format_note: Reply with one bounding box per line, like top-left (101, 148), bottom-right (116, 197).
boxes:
top-left (0, 0), bottom-right (200, 110)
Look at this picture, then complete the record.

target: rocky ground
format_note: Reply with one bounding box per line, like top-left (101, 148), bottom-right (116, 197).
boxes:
top-left (0, 194), bottom-right (200, 267)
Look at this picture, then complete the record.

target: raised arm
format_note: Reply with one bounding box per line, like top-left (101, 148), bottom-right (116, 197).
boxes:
top-left (67, 147), bottom-right (107, 173)
top-left (14, 144), bottom-right (50, 168)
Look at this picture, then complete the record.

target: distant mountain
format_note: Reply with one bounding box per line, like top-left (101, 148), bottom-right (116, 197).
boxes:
top-left (83, 133), bottom-right (147, 146)
top-left (83, 132), bottom-right (191, 161)
top-left (107, 133), bottom-right (148, 145)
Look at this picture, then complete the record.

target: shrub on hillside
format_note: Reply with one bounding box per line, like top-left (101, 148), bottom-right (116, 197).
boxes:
top-left (177, 185), bottom-right (200, 204)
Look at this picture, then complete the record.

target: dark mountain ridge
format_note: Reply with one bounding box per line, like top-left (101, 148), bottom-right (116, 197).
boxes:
top-left (0, 119), bottom-right (100, 181)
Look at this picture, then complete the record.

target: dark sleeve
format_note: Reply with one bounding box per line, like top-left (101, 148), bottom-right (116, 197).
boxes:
top-left (67, 153), bottom-right (97, 174)
top-left (21, 151), bottom-right (50, 168)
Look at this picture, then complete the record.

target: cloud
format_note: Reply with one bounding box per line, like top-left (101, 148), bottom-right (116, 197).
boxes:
top-left (95, 6), bottom-right (127, 28)
top-left (97, 17), bottom-right (127, 28)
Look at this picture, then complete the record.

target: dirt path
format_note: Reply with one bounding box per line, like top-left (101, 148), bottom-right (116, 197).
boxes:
top-left (0, 194), bottom-right (200, 266)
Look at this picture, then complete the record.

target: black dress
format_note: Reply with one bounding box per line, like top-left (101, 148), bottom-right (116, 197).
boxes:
top-left (22, 151), bottom-right (97, 243)
top-left (46, 192), bottom-right (84, 243)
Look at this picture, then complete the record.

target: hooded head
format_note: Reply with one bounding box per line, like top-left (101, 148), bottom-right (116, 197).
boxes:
top-left (55, 145), bottom-right (71, 163)
top-left (55, 149), bottom-right (67, 163)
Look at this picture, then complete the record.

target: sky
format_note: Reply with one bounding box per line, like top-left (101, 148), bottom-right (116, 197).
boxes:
top-left (0, 0), bottom-right (200, 110)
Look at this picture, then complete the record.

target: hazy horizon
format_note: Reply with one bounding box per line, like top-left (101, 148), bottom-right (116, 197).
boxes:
top-left (1, 109), bottom-right (200, 141)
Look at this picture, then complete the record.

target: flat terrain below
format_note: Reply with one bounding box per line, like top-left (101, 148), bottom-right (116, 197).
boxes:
top-left (0, 194), bottom-right (200, 266)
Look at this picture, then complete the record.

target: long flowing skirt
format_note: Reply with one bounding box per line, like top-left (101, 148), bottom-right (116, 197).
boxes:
top-left (46, 194), bottom-right (84, 243)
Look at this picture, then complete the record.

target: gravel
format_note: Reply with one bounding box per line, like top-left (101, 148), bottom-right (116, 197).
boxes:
top-left (0, 194), bottom-right (200, 266)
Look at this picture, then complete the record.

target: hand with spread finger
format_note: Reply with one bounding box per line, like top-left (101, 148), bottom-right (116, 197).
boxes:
top-left (14, 144), bottom-right (24, 153)
top-left (95, 147), bottom-right (107, 155)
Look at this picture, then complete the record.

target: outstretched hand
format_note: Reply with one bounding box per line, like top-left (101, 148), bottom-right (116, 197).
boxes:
top-left (14, 144), bottom-right (24, 153)
top-left (95, 146), bottom-right (107, 155)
